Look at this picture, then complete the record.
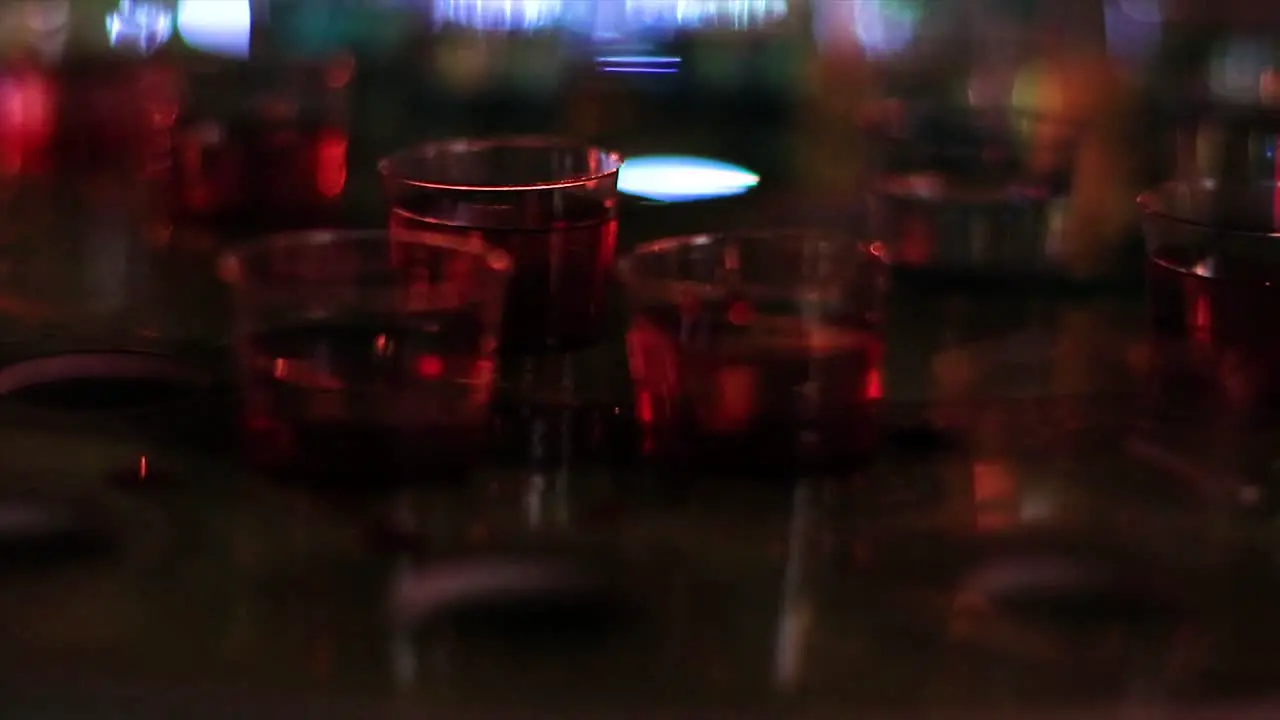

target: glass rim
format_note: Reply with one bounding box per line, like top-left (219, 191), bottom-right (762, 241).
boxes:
top-left (1139, 181), bottom-right (1280, 239)
top-left (617, 229), bottom-right (881, 288)
top-left (217, 228), bottom-right (514, 284)
top-left (377, 135), bottom-right (624, 192)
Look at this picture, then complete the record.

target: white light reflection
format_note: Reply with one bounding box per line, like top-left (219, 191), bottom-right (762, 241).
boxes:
top-left (622, 0), bottom-right (787, 32)
top-left (176, 0), bottom-right (251, 59)
top-left (105, 0), bottom-right (173, 55)
top-left (433, 0), bottom-right (564, 32)
top-left (596, 55), bottom-right (680, 74)
top-left (618, 155), bottom-right (759, 202)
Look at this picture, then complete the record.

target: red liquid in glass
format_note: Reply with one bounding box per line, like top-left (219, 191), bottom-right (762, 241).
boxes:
top-left (627, 303), bottom-right (883, 477)
top-left (241, 317), bottom-right (494, 497)
top-left (1145, 244), bottom-right (1280, 415)
top-left (390, 197), bottom-right (616, 355)
top-left (1147, 245), bottom-right (1280, 349)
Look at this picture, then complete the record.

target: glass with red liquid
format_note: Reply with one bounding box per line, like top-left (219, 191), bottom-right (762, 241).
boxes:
top-left (220, 230), bottom-right (512, 497)
top-left (379, 137), bottom-right (621, 356)
top-left (1140, 182), bottom-right (1280, 417)
top-left (619, 231), bottom-right (889, 477)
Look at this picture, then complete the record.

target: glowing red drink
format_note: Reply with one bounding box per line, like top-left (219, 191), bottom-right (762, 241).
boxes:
top-left (619, 231), bottom-right (888, 477)
top-left (380, 138), bottom-right (622, 356)
top-left (1140, 183), bottom-right (1280, 418)
top-left (221, 230), bottom-right (511, 498)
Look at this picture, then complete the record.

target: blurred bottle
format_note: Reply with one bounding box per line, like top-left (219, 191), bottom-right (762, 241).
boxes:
top-left (793, 0), bottom-right (881, 211)
top-left (1024, 15), bottom-right (1142, 277)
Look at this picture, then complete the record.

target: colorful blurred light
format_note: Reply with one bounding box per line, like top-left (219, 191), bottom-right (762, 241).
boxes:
top-left (105, 0), bottom-right (173, 54)
top-left (433, 0), bottom-right (564, 31)
top-left (618, 155), bottom-right (759, 202)
top-left (622, 0), bottom-right (786, 31)
top-left (177, 0), bottom-right (251, 59)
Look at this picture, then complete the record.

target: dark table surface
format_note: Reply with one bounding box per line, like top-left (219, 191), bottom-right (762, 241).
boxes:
top-left (0, 14), bottom-right (1279, 717)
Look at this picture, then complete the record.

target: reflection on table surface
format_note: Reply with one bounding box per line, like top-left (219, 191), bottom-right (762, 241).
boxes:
top-left (2, 328), bottom-right (1280, 716)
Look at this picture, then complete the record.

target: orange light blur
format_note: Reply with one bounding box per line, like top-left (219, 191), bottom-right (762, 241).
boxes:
top-left (972, 460), bottom-right (1019, 532)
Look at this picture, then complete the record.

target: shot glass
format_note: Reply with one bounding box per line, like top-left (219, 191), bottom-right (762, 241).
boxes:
top-left (219, 230), bottom-right (512, 496)
top-left (379, 137), bottom-right (622, 355)
top-left (619, 230), bottom-right (889, 477)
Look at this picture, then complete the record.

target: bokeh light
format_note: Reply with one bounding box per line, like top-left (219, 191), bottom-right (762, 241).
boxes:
top-left (177, 0), bottom-right (252, 59)
top-left (618, 155), bottom-right (759, 202)
top-left (106, 0), bottom-right (173, 55)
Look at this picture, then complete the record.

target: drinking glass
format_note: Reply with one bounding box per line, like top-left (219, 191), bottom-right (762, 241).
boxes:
top-left (379, 137), bottom-right (622, 355)
top-left (619, 230), bottom-right (889, 477)
top-left (1137, 181), bottom-right (1280, 492)
top-left (1141, 181), bottom-right (1280, 347)
top-left (219, 230), bottom-right (512, 495)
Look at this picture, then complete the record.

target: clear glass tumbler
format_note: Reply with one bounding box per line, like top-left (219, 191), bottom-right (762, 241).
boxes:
top-left (618, 230), bottom-right (889, 477)
top-left (219, 230), bottom-right (512, 496)
top-left (379, 137), bottom-right (622, 355)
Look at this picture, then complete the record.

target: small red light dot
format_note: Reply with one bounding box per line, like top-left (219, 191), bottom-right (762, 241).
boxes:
top-left (416, 355), bottom-right (444, 377)
top-left (727, 300), bottom-right (754, 326)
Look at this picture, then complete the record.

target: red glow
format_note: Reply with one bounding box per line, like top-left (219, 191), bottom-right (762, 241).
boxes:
top-left (636, 389), bottom-right (653, 425)
top-left (594, 218), bottom-right (619, 278)
top-left (474, 358), bottom-right (495, 383)
top-left (415, 354), bottom-right (444, 378)
top-left (138, 455), bottom-right (148, 480)
top-left (316, 130), bottom-right (347, 197)
top-left (1190, 291), bottom-right (1212, 337)
top-left (863, 367), bottom-right (882, 400)
top-left (727, 299), bottom-right (754, 326)
top-left (0, 67), bottom-right (55, 176)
